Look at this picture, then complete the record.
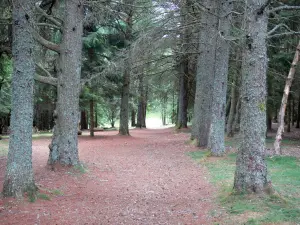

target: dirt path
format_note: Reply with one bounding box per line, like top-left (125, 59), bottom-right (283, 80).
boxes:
top-left (0, 128), bottom-right (220, 225)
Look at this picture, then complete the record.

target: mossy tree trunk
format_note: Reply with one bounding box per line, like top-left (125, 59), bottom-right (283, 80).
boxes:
top-left (3, 0), bottom-right (37, 198)
top-left (234, 0), bottom-right (271, 194)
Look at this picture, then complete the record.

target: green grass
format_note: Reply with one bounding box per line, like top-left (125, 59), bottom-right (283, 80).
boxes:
top-left (0, 140), bottom-right (9, 156)
top-left (225, 136), bottom-right (300, 150)
top-left (189, 151), bottom-right (300, 224)
top-left (73, 163), bottom-right (88, 174)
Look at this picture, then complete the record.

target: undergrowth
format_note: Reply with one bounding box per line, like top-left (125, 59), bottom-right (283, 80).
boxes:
top-left (188, 151), bottom-right (300, 224)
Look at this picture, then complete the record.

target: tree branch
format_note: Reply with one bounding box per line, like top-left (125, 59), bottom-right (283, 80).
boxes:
top-left (35, 74), bottom-right (57, 87)
top-left (33, 31), bottom-right (60, 53)
top-left (35, 63), bottom-right (54, 77)
top-left (268, 5), bottom-right (300, 14)
top-left (35, 2), bottom-right (62, 27)
top-left (268, 23), bottom-right (292, 35)
top-left (35, 23), bottom-right (61, 30)
top-left (268, 31), bottom-right (300, 39)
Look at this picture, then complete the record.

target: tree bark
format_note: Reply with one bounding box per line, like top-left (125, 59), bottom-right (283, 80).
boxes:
top-left (192, 0), bottom-right (232, 155)
top-left (119, 0), bottom-right (133, 135)
top-left (81, 111), bottom-right (88, 129)
top-left (131, 109), bottom-right (136, 127)
top-left (95, 103), bottom-right (98, 128)
top-left (136, 72), bottom-right (146, 128)
top-left (192, 0), bottom-right (218, 146)
top-left (3, 0), bottom-right (37, 197)
top-left (208, 0), bottom-right (232, 156)
top-left (177, 0), bottom-right (189, 129)
top-left (90, 99), bottom-right (94, 137)
top-left (296, 91), bottom-right (300, 128)
top-left (177, 59), bottom-right (188, 129)
top-left (48, 0), bottom-right (83, 166)
top-left (227, 74), bottom-right (237, 137)
top-left (234, 0), bottom-right (271, 194)
top-left (274, 40), bottom-right (300, 155)
top-left (287, 99), bottom-right (291, 132)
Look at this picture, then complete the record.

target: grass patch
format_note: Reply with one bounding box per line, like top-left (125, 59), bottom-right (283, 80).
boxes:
top-left (189, 152), bottom-right (300, 224)
top-left (0, 140), bottom-right (9, 156)
top-left (50, 189), bottom-right (64, 196)
top-left (37, 193), bottom-right (51, 200)
top-left (73, 163), bottom-right (88, 174)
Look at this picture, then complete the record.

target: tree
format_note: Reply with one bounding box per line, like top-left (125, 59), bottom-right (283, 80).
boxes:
top-left (274, 40), bottom-right (300, 155)
top-left (233, 0), bottom-right (271, 194)
top-left (3, 0), bottom-right (37, 197)
top-left (192, 0), bottom-right (232, 156)
top-left (119, 0), bottom-right (134, 135)
top-left (47, 0), bottom-right (84, 166)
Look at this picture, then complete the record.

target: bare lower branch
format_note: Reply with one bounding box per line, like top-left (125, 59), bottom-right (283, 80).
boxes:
top-left (35, 74), bottom-right (57, 87)
top-left (36, 23), bottom-right (61, 30)
top-left (33, 31), bottom-right (60, 53)
top-left (35, 2), bottom-right (62, 27)
top-left (268, 23), bottom-right (292, 36)
top-left (35, 63), bottom-right (54, 78)
top-left (269, 5), bottom-right (300, 14)
top-left (268, 31), bottom-right (300, 39)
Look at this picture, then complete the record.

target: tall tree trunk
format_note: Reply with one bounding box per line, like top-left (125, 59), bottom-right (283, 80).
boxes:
top-left (131, 109), bottom-right (136, 127)
top-left (3, 0), bottom-right (37, 197)
top-left (136, 72), bottom-right (146, 128)
top-left (192, 0), bottom-right (217, 145)
top-left (234, 0), bottom-right (271, 194)
top-left (119, 0), bottom-right (133, 135)
top-left (177, 59), bottom-right (188, 129)
top-left (296, 91), bottom-right (300, 128)
top-left (90, 99), bottom-right (94, 137)
top-left (81, 111), bottom-right (88, 129)
top-left (177, 1), bottom-right (189, 129)
top-left (287, 99), bottom-right (291, 132)
top-left (48, 0), bottom-right (83, 166)
top-left (274, 40), bottom-right (300, 155)
top-left (292, 99), bottom-right (295, 127)
top-left (208, 0), bottom-right (232, 156)
top-left (267, 111), bottom-right (272, 131)
top-left (227, 74), bottom-right (237, 137)
top-left (192, 0), bottom-right (231, 154)
top-left (95, 103), bottom-right (98, 128)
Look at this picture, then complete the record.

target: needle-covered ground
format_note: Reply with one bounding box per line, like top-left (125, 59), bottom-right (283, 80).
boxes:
top-left (0, 128), bottom-right (223, 225)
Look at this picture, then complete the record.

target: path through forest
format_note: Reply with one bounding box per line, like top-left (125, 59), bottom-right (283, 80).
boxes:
top-left (0, 128), bottom-right (221, 224)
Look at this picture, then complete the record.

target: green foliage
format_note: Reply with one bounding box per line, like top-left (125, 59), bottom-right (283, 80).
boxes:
top-left (0, 55), bottom-right (12, 116)
top-left (189, 151), bottom-right (300, 224)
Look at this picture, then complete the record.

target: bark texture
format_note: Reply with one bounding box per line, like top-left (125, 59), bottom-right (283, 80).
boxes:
top-left (136, 72), bottom-right (146, 128)
top-left (227, 74), bottom-right (237, 137)
top-left (3, 0), bottom-right (37, 197)
top-left (192, 0), bottom-right (218, 145)
top-left (192, 0), bottom-right (231, 155)
top-left (177, 0), bottom-right (189, 129)
top-left (48, 0), bottom-right (83, 166)
top-left (119, 0), bottom-right (133, 135)
top-left (234, 0), bottom-right (271, 194)
top-left (90, 99), bottom-right (94, 137)
top-left (208, 0), bottom-right (232, 156)
top-left (274, 40), bottom-right (300, 154)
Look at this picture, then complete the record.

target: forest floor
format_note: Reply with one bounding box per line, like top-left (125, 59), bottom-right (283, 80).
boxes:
top-left (0, 128), bottom-right (224, 225)
top-left (0, 125), bottom-right (299, 225)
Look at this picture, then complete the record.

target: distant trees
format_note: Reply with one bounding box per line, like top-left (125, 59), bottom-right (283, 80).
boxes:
top-left (3, 0), bottom-right (37, 197)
